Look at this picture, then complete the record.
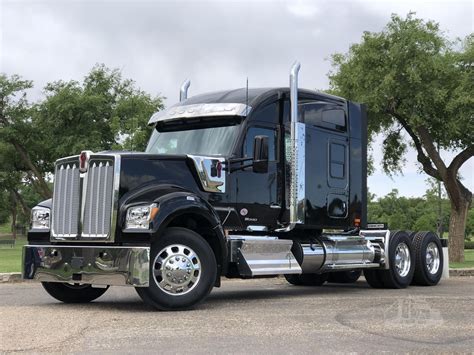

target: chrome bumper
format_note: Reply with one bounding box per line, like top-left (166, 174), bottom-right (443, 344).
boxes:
top-left (22, 245), bottom-right (150, 287)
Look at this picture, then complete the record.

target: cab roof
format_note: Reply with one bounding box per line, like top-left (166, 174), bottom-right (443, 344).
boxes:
top-left (179, 87), bottom-right (346, 108)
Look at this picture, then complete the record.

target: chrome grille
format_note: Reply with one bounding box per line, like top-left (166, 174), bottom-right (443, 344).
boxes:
top-left (51, 155), bottom-right (118, 241)
top-left (52, 162), bottom-right (80, 238)
top-left (82, 159), bottom-right (114, 238)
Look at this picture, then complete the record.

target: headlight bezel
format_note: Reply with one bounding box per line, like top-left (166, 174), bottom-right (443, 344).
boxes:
top-left (124, 203), bottom-right (159, 231)
top-left (31, 206), bottom-right (51, 230)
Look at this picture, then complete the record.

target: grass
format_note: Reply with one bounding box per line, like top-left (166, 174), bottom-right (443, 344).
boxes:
top-left (0, 220), bottom-right (12, 234)
top-left (449, 249), bottom-right (474, 269)
top-left (0, 235), bottom-right (27, 273)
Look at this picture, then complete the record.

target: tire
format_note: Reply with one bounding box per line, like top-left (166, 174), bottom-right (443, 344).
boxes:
top-left (380, 230), bottom-right (415, 289)
top-left (42, 282), bottom-right (108, 303)
top-left (284, 273), bottom-right (328, 286)
top-left (364, 269), bottom-right (385, 288)
top-left (364, 230), bottom-right (415, 289)
top-left (136, 227), bottom-right (217, 311)
top-left (328, 270), bottom-right (362, 283)
top-left (284, 274), bottom-right (304, 286)
top-left (411, 231), bottom-right (443, 286)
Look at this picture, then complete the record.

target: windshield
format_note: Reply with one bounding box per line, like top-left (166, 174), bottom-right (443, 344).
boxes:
top-left (146, 124), bottom-right (240, 156)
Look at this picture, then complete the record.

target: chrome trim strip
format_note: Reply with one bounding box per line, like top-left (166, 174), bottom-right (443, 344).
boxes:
top-left (148, 103), bottom-right (252, 125)
top-left (179, 79), bottom-right (191, 102)
top-left (22, 245), bottom-right (150, 287)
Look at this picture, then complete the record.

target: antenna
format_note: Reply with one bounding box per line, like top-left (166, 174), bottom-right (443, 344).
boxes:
top-left (246, 77), bottom-right (249, 109)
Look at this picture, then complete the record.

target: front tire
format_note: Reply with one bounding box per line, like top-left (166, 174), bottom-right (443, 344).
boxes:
top-left (42, 282), bottom-right (108, 303)
top-left (136, 227), bottom-right (217, 311)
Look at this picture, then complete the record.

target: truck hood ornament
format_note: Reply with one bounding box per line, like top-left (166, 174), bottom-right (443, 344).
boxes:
top-left (79, 150), bottom-right (92, 173)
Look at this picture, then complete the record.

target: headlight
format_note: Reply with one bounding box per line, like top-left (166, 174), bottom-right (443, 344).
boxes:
top-left (31, 207), bottom-right (50, 230)
top-left (125, 203), bottom-right (159, 230)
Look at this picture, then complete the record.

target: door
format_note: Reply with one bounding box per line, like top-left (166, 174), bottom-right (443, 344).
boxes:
top-left (234, 125), bottom-right (280, 230)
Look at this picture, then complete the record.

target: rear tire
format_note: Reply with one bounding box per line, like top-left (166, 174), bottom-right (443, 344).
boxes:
top-left (411, 231), bottom-right (443, 286)
top-left (42, 282), bottom-right (108, 303)
top-left (285, 273), bottom-right (328, 286)
top-left (328, 270), bottom-right (362, 283)
top-left (381, 230), bottom-right (415, 288)
top-left (136, 227), bottom-right (217, 311)
top-left (364, 269), bottom-right (385, 288)
top-left (364, 230), bottom-right (415, 289)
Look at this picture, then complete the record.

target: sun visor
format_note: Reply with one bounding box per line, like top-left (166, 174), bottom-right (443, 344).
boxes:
top-left (148, 103), bottom-right (252, 126)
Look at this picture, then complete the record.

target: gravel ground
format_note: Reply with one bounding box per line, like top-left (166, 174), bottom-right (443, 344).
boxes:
top-left (0, 277), bottom-right (473, 354)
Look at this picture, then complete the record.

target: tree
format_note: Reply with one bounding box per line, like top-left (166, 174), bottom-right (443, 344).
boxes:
top-left (0, 65), bottom-right (164, 228)
top-left (0, 65), bottom-right (164, 201)
top-left (329, 13), bottom-right (473, 262)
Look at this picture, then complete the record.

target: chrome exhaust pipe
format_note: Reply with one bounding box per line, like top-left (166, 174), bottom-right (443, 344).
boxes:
top-left (288, 61), bottom-right (305, 227)
top-left (290, 61), bottom-right (300, 126)
top-left (179, 79), bottom-right (191, 102)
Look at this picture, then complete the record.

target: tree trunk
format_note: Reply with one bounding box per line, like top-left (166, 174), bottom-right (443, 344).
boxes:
top-left (11, 189), bottom-right (31, 216)
top-left (10, 203), bottom-right (17, 240)
top-left (10, 140), bottom-right (52, 199)
top-left (447, 200), bottom-right (469, 263)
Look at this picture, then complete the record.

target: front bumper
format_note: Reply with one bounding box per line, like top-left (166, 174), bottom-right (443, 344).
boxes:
top-left (22, 245), bottom-right (150, 287)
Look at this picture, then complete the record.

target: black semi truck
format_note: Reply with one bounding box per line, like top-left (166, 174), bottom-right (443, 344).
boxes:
top-left (24, 62), bottom-right (444, 310)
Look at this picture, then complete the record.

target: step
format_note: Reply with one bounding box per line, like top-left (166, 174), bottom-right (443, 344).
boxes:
top-left (229, 236), bottom-right (302, 277)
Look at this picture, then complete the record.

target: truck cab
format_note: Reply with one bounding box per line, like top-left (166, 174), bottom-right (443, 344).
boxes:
top-left (23, 63), bottom-right (444, 310)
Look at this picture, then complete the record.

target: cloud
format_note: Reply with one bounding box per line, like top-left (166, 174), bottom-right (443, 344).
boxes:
top-left (287, 0), bottom-right (319, 18)
top-left (1, 0), bottom-right (472, 196)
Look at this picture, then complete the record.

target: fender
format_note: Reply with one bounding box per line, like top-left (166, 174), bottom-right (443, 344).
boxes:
top-left (119, 184), bottom-right (228, 274)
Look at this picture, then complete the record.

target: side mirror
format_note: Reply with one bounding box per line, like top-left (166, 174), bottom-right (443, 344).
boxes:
top-left (253, 135), bottom-right (269, 173)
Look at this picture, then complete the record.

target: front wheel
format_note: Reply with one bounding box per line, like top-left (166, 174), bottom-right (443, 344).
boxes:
top-left (136, 227), bottom-right (217, 311)
top-left (42, 282), bottom-right (108, 303)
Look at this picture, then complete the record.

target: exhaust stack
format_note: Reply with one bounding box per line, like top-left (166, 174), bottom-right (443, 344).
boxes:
top-left (289, 61), bottom-right (306, 227)
top-left (179, 79), bottom-right (191, 102)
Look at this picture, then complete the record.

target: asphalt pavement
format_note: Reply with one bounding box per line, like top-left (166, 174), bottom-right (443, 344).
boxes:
top-left (1, 277), bottom-right (473, 354)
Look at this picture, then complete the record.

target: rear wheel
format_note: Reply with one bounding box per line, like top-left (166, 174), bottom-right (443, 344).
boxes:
top-left (136, 227), bottom-right (217, 311)
top-left (411, 231), bottom-right (443, 286)
top-left (364, 269), bottom-right (385, 288)
top-left (328, 270), bottom-right (362, 283)
top-left (42, 282), bottom-right (108, 303)
top-left (381, 231), bottom-right (415, 288)
top-left (364, 230), bottom-right (415, 289)
top-left (285, 273), bottom-right (328, 286)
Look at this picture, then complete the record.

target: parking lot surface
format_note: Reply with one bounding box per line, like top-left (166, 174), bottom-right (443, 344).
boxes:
top-left (1, 277), bottom-right (473, 354)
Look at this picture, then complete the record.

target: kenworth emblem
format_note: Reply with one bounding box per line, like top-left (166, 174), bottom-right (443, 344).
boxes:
top-left (79, 151), bottom-right (91, 173)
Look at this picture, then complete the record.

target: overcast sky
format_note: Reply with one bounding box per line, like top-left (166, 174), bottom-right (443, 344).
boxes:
top-left (1, 0), bottom-right (473, 198)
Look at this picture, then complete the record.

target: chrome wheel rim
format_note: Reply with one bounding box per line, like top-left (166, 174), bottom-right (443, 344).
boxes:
top-left (394, 242), bottom-right (411, 278)
top-left (153, 244), bottom-right (201, 295)
top-left (426, 242), bottom-right (440, 275)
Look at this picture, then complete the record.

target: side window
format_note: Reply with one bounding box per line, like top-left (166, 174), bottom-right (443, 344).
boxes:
top-left (251, 101), bottom-right (279, 124)
top-left (298, 102), bottom-right (346, 131)
top-left (330, 142), bottom-right (346, 179)
top-left (244, 127), bottom-right (276, 161)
